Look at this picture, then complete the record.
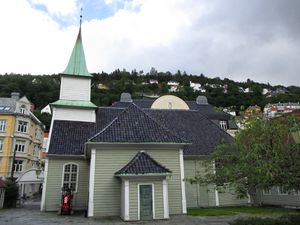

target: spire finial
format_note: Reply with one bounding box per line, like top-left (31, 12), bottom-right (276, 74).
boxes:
top-left (80, 8), bottom-right (83, 27)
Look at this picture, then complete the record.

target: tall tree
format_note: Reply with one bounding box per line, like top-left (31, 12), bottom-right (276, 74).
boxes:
top-left (189, 115), bottom-right (300, 204)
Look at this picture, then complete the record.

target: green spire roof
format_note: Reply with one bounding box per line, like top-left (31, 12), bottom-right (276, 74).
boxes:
top-left (62, 26), bottom-right (92, 77)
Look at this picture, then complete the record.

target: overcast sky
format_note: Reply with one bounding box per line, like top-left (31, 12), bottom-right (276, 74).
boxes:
top-left (0, 0), bottom-right (299, 86)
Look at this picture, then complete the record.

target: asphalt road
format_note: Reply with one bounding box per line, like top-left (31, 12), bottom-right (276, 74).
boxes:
top-left (0, 201), bottom-right (234, 225)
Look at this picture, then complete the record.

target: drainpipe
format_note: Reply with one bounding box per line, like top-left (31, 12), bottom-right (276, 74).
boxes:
top-left (10, 136), bottom-right (16, 180)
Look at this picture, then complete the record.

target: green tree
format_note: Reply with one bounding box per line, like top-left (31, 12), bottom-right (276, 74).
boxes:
top-left (4, 180), bottom-right (18, 208)
top-left (189, 116), bottom-right (300, 204)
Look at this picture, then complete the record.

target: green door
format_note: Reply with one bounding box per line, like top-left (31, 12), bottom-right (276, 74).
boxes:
top-left (140, 185), bottom-right (153, 220)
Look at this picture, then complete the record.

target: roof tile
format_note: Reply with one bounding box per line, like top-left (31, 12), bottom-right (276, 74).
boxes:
top-left (115, 151), bottom-right (171, 175)
top-left (89, 103), bottom-right (186, 143)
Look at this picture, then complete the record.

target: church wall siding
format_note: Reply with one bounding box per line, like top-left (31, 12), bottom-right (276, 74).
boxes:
top-left (255, 188), bottom-right (300, 206)
top-left (60, 76), bottom-right (90, 101)
top-left (184, 159), bottom-right (248, 208)
top-left (93, 146), bottom-right (182, 218)
top-left (44, 158), bottom-right (89, 211)
top-left (53, 108), bottom-right (95, 122)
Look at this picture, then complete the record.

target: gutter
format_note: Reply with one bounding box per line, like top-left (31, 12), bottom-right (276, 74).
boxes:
top-left (46, 154), bottom-right (85, 159)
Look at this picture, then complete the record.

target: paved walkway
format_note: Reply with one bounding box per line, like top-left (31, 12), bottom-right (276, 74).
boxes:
top-left (0, 201), bottom-right (235, 225)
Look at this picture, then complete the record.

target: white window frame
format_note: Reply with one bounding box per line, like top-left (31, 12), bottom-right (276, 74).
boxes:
top-left (277, 186), bottom-right (288, 195)
top-left (219, 120), bottom-right (227, 130)
top-left (61, 163), bottom-right (79, 192)
top-left (262, 188), bottom-right (271, 195)
top-left (14, 140), bottom-right (26, 153)
top-left (14, 160), bottom-right (23, 172)
top-left (20, 105), bottom-right (26, 114)
top-left (0, 120), bottom-right (6, 132)
top-left (33, 145), bottom-right (39, 157)
top-left (0, 138), bottom-right (4, 151)
top-left (17, 120), bottom-right (28, 133)
top-left (137, 183), bottom-right (155, 220)
top-left (294, 190), bottom-right (300, 195)
top-left (35, 127), bottom-right (41, 139)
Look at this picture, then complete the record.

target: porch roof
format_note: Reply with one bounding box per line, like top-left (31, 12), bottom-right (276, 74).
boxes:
top-left (115, 151), bottom-right (171, 176)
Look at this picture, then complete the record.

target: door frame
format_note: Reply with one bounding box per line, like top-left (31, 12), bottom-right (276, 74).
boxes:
top-left (137, 183), bottom-right (155, 220)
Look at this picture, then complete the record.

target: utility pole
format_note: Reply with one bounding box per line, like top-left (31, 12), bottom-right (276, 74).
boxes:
top-left (10, 136), bottom-right (16, 180)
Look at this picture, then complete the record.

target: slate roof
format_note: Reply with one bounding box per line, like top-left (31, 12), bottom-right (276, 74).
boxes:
top-left (112, 99), bottom-right (154, 109)
top-left (185, 100), bottom-right (230, 120)
top-left (48, 105), bottom-right (232, 156)
top-left (112, 99), bottom-right (231, 120)
top-left (146, 109), bottom-right (232, 156)
top-left (48, 107), bottom-right (122, 155)
top-left (115, 151), bottom-right (171, 176)
top-left (0, 97), bottom-right (16, 113)
top-left (89, 104), bottom-right (186, 143)
top-left (49, 120), bottom-right (95, 155)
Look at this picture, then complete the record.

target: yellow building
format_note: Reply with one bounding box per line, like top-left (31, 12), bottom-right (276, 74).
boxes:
top-left (0, 92), bottom-right (43, 178)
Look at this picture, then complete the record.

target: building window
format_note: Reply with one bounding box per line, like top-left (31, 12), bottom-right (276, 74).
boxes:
top-left (33, 145), bottom-right (39, 156)
top-left (14, 160), bottom-right (23, 172)
top-left (262, 188), bottom-right (271, 195)
top-left (219, 121), bottom-right (227, 130)
top-left (278, 186), bottom-right (288, 195)
top-left (0, 138), bottom-right (4, 151)
top-left (15, 140), bottom-right (26, 152)
top-left (17, 120), bottom-right (28, 133)
top-left (0, 120), bottom-right (6, 132)
top-left (20, 105), bottom-right (26, 114)
top-left (294, 190), bottom-right (300, 195)
top-left (35, 127), bottom-right (41, 140)
top-left (62, 163), bottom-right (78, 191)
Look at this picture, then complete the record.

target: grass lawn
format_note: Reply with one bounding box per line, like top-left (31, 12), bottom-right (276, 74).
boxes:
top-left (187, 206), bottom-right (300, 216)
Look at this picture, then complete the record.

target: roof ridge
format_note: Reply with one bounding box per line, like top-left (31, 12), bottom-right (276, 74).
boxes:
top-left (88, 115), bottom-right (119, 141)
top-left (196, 110), bottom-right (233, 141)
top-left (141, 151), bottom-right (171, 172)
top-left (115, 151), bottom-right (171, 175)
top-left (139, 105), bottom-right (189, 143)
top-left (88, 103), bottom-right (139, 141)
top-left (89, 103), bottom-right (188, 143)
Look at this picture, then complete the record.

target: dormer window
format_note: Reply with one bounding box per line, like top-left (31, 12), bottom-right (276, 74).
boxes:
top-left (219, 121), bottom-right (227, 130)
top-left (0, 120), bottom-right (6, 132)
top-left (20, 105), bottom-right (26, 114)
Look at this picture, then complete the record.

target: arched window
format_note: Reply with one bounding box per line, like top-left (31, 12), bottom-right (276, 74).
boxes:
top-left (20, 105), bottom-right (26, 114)
top-left (62, 163), bottom-right (78, 191)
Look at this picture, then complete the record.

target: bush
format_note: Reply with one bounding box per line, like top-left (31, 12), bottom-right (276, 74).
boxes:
top-left (287, 214), bottom-right (300, 224)
top-left (3, 180), bottom-right (18, 208)
top-left (230, 215), bottom-right (300, 225)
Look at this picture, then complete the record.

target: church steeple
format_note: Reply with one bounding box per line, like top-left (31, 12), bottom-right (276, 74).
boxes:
top-left (62, 10), bottom-right (92, 77)
top-left (50, 10), bottom-right (97, 123)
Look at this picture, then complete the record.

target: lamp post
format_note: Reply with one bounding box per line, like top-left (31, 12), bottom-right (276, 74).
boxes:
top-left (10, 136), bottom-right (16, 180)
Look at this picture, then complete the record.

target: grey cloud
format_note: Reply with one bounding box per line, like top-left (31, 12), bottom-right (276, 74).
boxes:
top-left (100, 0), bottom-right (300, 86)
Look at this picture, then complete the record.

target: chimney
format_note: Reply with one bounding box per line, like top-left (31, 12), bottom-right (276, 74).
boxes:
top-left (120, 93), bottom-right (133, 102)
top-left (11, 92), bottom-right (20, 100)
top-left (196, 95), bottom-right (208, 105)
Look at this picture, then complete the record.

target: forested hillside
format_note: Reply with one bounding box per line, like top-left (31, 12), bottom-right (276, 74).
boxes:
top-left (1, 69), bottom-right (300, 129)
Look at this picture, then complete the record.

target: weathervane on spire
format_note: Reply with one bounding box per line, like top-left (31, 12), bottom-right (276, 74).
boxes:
top-left (80, 8), bottom-right (83, 27)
